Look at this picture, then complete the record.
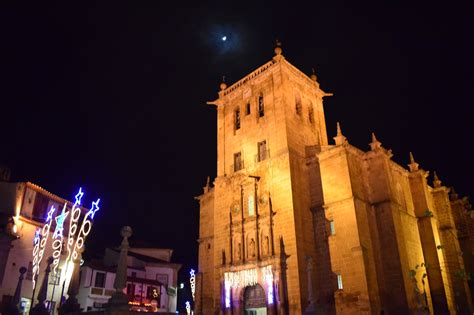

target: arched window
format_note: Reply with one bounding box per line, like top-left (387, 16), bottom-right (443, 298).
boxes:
top-left (258, 94), bottom-right (264, 117)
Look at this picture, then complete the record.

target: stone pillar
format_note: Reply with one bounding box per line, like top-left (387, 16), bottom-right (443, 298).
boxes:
top-left (408, 154), bottom-right (450, 314)
top-left (30, 257), bottom-right (53, 315)
top-left (303, 256), bottom-right (316, 314)
top-left (431, 177), bottom-right (473, 314)
top-left (107, 226), bottom-right (132, 314)
top-left (5, 266), bottom-right (27, 315)
top-left (58, 248), bottom-right (83, 315)
top-left (279, 237), bottom-right (289, 315)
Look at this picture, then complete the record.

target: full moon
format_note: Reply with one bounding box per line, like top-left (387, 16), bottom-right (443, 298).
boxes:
top-left (221, 36), bottom-right (227, 41)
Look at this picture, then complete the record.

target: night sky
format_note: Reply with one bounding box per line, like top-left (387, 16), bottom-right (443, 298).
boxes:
top-left (1, 0), bottom-right (473, 282)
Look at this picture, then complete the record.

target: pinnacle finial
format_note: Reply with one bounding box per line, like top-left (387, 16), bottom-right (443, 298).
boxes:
top-left (433, 171), bottom-right (442, 188)
top-left (219, 76), bottom-right (227, 91)
top-left (310, 67), bottom-right (318, 82)
top-left (369, 132), bottom-right (382, 151)
top-left (333, 122), bottom-right (347, 145)
top-left (203, 176), bottom-right (211, 193)
top-left (450, 187), bottom-right (459, 201)
top-left (408, 152), bottom-right (419, 172)
top-left (274, 39), bottom-right (283, 56)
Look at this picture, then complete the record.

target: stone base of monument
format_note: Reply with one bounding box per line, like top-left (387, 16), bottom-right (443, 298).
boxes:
top-left (105, 292), bottom-right (130, 315)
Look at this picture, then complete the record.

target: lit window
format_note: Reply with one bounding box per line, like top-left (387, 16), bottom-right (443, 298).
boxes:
top-left (337, 274), bottom-right (343, 290)
top-left (329, 220), bottom-right (336, 235)
top-left (246, 103), bottom-right (251, 115)
top-left (235, 108), bottom-right (241, 130)
top-left (248, 196), bottom-right (255, 216)
top-left (257, 140), bottom-right (267, 162)
top-left (234, 152), bottom-right (243, 172)
top-left (258, 94), bottom-right (264, 117)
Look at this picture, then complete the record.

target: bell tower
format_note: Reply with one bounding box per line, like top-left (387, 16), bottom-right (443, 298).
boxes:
top-left (196, 43), bottom-right (332, 314)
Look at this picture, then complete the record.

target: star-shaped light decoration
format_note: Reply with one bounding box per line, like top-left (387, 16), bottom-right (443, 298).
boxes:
top-left (33, 228), bottom-right (41, 244)
top-left (88, 198), bottom-right (101, 219)
top-left (53, 204), bottom-right (69, 238)
top-left (46, 206), bottom-right (56, 222)
top-left (75, 187), bottom-right (84, 205)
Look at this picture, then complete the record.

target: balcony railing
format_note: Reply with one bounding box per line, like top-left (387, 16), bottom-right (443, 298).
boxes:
top-left (89, 287), bottom-right (114, 297)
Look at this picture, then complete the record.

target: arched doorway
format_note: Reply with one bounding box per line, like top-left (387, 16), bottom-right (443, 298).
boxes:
top-left (243, 284), bottom-right (267, 315)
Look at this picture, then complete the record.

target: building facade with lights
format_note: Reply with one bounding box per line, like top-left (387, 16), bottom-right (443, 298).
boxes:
top-left (195, 46), bottom-right (474, 314)
top-left (77, 247), bottom-right (181, 313)
top-left (0, 176), bottom-right (80, 314)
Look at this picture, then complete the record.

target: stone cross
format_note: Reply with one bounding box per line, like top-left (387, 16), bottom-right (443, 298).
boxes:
top-left (108, 226), bottom-right (133, 310)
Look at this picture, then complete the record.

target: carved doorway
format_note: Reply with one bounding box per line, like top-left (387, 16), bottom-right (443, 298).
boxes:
top-left (243, 284), bottom-right (267, 315)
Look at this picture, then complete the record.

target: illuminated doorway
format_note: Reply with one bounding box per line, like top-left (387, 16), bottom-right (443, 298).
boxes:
top-left (244, 284), bottom-right (267, 315)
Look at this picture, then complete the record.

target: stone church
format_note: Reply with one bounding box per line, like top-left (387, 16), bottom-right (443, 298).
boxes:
top-left (195, 44), bottom-right (474, 315)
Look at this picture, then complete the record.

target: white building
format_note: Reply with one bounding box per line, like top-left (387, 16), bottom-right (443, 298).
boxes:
top-left (77, 248), bottom-right (181, 313)
top-left (0, 176), bottom-right (86, 315)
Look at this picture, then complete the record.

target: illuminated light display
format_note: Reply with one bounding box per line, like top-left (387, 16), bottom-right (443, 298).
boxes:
top-left (66, 188), bottom-right (84, 262)
top-left (31, 228), bottom-right (41, 289)
top-left (262, 265), bottom-right (274, 304)
top-left (51, 203), bottom-right (69, 275)
top-left (224, 281), bottom-right (231, 308)
top-left (72, 198), bottom-right (100, 261)
top-left (185, 301), bottom-right (191, 315)
top-left (189, 268), bottom-right (196, 301)
top-left (223, 265), bottom-right (275, 308)
top-left (34, 205), bottom-right (56, 289)
top-left (224, 268), bottom-right (258, 288)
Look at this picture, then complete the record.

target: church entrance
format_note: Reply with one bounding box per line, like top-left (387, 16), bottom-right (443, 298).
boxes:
top-left (243, 284), bottom-right (267, 315)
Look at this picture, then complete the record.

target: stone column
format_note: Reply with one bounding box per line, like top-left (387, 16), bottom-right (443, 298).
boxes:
top-left (30, 257), bottom-right (53, 315)
top-left (107, 226), bottom-right (132, 314)
top-left (58, 248), bottom-right (83, 315)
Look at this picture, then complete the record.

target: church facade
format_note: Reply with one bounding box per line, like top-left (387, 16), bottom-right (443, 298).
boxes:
top-left (195, 45), bottom-right (474, 315)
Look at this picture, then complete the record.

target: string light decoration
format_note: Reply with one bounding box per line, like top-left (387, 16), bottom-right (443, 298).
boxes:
top-left (262, 265), bottom-right (274, 305)
top-left (66, 188), bottom-right (84, 262)
top-left (31, 228), bottom-right (41, 290)
top-left (189, 268), bottom-right (196, 301)
top-left (224, 280), bottom-right (231, 308)
top-left (51, 203), bottom-right (69, 276)
top-left (185, 301), bottom-right (191, 315)
top-left (72, 198), bottom-right (100, 261)
top-left (223, 265), bottom-right (275, 308)
top-left (224, 268), bottom-right (258, 289)
top-left (34, 206), bottom-right (56, 289)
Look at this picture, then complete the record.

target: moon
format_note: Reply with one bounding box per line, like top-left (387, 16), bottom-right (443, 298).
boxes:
top-left (222, 36), bottom-right (227, 41)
